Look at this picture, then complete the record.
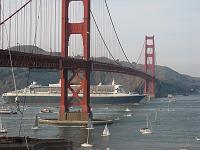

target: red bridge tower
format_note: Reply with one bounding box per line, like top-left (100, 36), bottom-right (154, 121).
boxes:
top-left (144, 36), bottom-right (155, 97)
top-left (60, 0), bottom-right (90, 121)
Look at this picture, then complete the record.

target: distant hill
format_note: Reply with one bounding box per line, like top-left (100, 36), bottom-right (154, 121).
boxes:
top-left (0, 45), bottom-right (200, 97)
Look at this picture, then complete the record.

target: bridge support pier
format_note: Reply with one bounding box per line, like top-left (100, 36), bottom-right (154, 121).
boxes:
top-left (59, 0), bottom-right (91, 121)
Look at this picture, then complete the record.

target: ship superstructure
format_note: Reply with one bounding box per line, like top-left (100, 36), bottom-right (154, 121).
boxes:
top-left (2, 80), bottom-right (145, 105)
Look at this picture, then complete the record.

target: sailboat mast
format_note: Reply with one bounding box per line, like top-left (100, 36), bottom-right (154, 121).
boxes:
top-left (0, 117), bottom-right (2, 129)
top-left (146, 114), bottom-right (149, 128)
top-left (35, 115), bottom-right (38, 126)
top-left (155, 111), bottom-right (157, 122)
top-left (86, 129), bottom-right (89, 144)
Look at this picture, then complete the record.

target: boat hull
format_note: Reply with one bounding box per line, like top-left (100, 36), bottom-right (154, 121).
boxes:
top-left (2, 94), bottom-right (145, 105)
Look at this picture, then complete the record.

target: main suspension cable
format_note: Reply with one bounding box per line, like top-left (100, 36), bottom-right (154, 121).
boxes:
top-left (104, 0), bottom-right (132, 65)
top-left (0, 0), bottom-right (32, 26)
top-left (90, 9), bottom-right (120, 65)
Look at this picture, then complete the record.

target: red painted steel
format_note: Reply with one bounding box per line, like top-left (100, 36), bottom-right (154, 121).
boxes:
top-left (144, 36), bottom-right (155, 97)
top-left (60, 0), bottom-right (69, 114)
top-left (0, 49), bottom-right (152, 81)
top-left (61, 0), bottom-right (90, 114)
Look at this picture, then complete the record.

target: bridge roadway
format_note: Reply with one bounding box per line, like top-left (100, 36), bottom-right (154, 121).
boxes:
top-left (0, 49), bottom-right (152, 80)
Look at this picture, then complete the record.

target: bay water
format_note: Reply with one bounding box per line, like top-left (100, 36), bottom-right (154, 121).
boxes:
top-left (1, 95), bottom-right (200, 149)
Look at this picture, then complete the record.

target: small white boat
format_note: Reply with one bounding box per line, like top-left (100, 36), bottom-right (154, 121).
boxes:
top-left (195, 137), bottom-right (200, 141)
top-left (81, 128), bottom-right (93, 147)
top-left (81, 142), bottom-right (93, 147)
top-left (101, 124), bottom-right (110, 137)
top-left (31, 115), bottom-right (39, 130)
top-left (140, 114), bottom-right (153, 134)
top-left (40, 108), bottom-right (53, 113)
top-left (124, 113), bottom-right (132, 117)
top-left (169, 98), bottom-right (176, 103)
top-left (168, 95), bottom-right (176, 103)
top-left (142, 128), bottom-right (153, 134)
top-left (0, 117), bottom-right (7, 133)
top-left (139, 127), bottom-right (149, 133)
top-left (124, 108), bottom-right (131, 112)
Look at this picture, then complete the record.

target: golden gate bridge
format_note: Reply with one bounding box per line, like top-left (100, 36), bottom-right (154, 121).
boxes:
top-left (0, 0), bottom-right (155, 122)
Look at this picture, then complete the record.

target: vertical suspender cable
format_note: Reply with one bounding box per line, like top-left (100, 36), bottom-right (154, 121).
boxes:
top-left (30, 1), bottom-right (32, 45)
top-left (14, 0), bottom-right (17, 46)
top-left (1, 0), bottom-right (3, 49)
top-left (54, 0), bottom-right (57, 52)
top-left (39, 0), bottom-right (42, 48)
top-left (58, 0), bottom-right (60, 53)
top-left (49, 0), bottom-right (52, 54)
top-left (9, 0), bottom-right (11, 47)
top-left (104, 0), bottom-right (132, 64)
top-left (23, 5), bottom-right (25, 45)
top-left (34, 0), bottom-right (37, 53)
top-left (25, 5), bottom-right (28, 45)
top-left (90, 10), bottom-right (119, 65)
top-left (136, 40), bottom-right (145, 64)
top-left (0, 0), bottom-right (1, 48)
top-left (16, 1), bottom-right (19, 47)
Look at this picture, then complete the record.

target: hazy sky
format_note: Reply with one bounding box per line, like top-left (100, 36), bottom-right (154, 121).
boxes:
top-left (106, 0), bottom-right (200, 77)
top-left (1, 0), bottom-right (200, 77)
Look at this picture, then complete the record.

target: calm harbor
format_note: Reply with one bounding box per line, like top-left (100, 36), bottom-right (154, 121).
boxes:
top-left (1, 95), bottom-right (200, 149)
top-left (1, 0), bottom-right (200, 149)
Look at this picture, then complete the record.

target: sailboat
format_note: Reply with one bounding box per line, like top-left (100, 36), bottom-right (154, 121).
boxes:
top-left (124, 108), bottom-right (131, 112)
top-left (85, 118), bottom-right (94, 130)
top-left (139, 114), bottom-right (153, 134)
top-left (169, 95), bottom-right (176, 103)
top-left (81, 127), bottom-right (93, 147)
top-left (152, 111), bottom-right (158, 123)
top-left (31, 114), bottom-right (39, 130)
top-left (180, 137), bottom-right (190, 150)
top-left (101, 124), bottom-right (110, 136)
top-left (0, 117), bottom-right (7, 133)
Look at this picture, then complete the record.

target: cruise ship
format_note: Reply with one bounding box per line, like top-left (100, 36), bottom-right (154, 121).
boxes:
top-left (1, 80), bottom-right (145, 105)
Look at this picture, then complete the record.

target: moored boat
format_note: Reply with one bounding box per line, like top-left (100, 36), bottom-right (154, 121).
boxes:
top-left (40, 108), bottom-right (53, 113)
top-left (0, 117), bottom-right (7, 133)
top-left (139, 114), bottom-right (153, 134)
top-left (0, 107), bottom-right (17, 114)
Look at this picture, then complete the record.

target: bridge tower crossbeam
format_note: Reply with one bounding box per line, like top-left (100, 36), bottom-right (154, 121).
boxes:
top-left (144, 36), bottom-right (155, 97)
top-left (60, 0), bottom-right (90, 121)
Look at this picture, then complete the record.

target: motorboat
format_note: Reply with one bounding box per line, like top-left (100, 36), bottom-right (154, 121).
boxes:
top-left (40, 108), bottom-right (53, 113)
top-left (0, 107), bottom-right (17, 114)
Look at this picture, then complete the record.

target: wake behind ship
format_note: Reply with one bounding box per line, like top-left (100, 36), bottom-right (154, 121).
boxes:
top-left (2, 80), bottom-right (145, 105)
